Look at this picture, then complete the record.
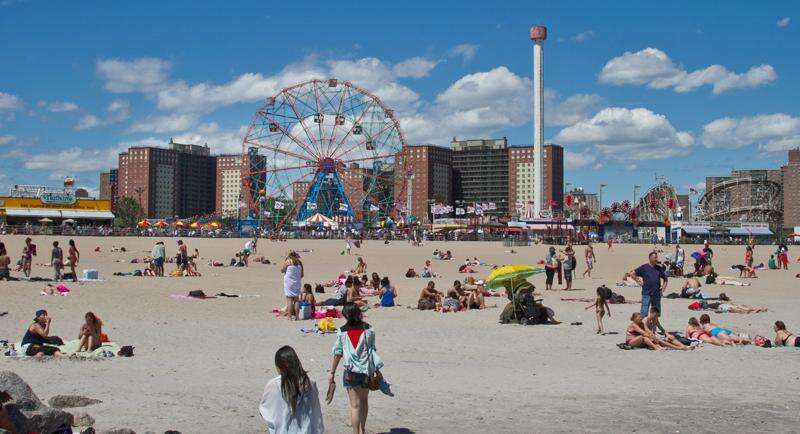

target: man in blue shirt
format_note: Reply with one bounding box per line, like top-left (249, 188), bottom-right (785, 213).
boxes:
top-left (635, 251), bottom-right (668, 317)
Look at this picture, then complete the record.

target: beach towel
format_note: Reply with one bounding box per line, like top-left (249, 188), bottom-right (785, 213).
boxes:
top-left (11, 339), bottom-right (121, 358)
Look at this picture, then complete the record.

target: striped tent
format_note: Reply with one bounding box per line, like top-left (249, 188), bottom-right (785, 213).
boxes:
top-left (306, 213), bottom-right (334, 224)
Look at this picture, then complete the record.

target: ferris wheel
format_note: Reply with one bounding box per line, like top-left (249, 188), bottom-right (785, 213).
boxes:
top-left (241, 79), bottom-right (409, 227)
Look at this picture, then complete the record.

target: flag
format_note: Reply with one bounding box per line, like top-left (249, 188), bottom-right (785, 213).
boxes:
top-left (456, 207), bottom-right (465, 215)
top-left (488, 202), bottom-right (497, 210)
top-left (306, 202), bottom-right (317, 210)
top-left (274, 201), bottom-right (285, 210)
top-left (515, 201), bottom-right (524, 210)
top-left (467, 206), bottom-right (475, 214)
top-left (339, 203), bottom-right (349, 211)
top-left (264, 211), bottom-right (271, 217)
top-left (369, 204), bottom-right (380, 212)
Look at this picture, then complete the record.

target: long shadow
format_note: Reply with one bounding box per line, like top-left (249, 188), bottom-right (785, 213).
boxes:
top-left (378, 428), bottom-right (416, 434)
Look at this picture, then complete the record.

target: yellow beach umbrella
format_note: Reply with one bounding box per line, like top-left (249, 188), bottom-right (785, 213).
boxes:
top-left (484, 264), bottom-right (543, 290)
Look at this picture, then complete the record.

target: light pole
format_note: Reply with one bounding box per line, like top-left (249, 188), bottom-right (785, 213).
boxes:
top-left (599, 184), bottom-right (607, 210)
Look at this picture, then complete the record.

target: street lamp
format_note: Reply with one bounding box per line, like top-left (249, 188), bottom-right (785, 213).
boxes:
top-left (599, 184), bottom-right (607, 209)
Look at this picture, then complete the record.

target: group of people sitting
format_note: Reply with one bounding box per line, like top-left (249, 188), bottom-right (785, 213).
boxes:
top-left (416, 279), bottom-right (489, 312)
top-left (19, 309), bottom-right (104, 357)
top-left (432, 250), bottom-right (453, 260)
top-left (319, 273), bottom-right (399, 310)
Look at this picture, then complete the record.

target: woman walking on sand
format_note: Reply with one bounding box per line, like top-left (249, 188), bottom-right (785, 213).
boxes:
top-left (259, 345), bottom-right (324, 434)
top-left (281, 251), bottom-right (304, 320)
top-left (329, 304), bottom-right (387, 434)
top-left (582, 243), bottom-right (595, 278)
top-left (67, 239), bottom-right (80, 282)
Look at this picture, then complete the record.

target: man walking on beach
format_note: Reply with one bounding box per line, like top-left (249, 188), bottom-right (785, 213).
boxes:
top-left (151, 241), bottom-right (165, 277)
top-left (634, 252), bottom-right (668, 317)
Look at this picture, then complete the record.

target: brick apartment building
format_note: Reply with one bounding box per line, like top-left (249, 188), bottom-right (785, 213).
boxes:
top-left (116, 139), bottom-right (215, 219)
top-left (399, 145), bottom-right (453, 223)
top-left (782, 148), bottom-right (800, 228)
top-left (508, 143), bottom-right (563, 217)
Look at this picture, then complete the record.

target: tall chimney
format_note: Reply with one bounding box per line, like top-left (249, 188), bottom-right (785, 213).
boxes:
top-left (530, 25), bottom-right (547, 218)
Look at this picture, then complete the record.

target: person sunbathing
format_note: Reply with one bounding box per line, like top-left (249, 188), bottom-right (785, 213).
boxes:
top-left (714, 303), bottom-right (767, 314)
top-left (417, 281), bottom-right (442, 310)
top-left (376, 277), bottom-right (398, 307)
top-left (699, 314), bottom-right (749, 345)
top-left (442, 288), bottom-right (463, 312)
top-left (625, 312), bottom-right (664, 350)
top-left (22, 310), bottom-right (63, 357)
top-left (644, 306), bottom-right (692, 350)
top-left (345, 279), bottom-right (366, 308)
top-left (774, 321), bottom-right (800, 347)
top-left (617, 271), bottom-right (639, 287)
top-left (466, 282), bottom-right (487, 310)
top-left (77, 312), bottom-right (103, 352)
top-left (686, 317), bottom-right (727, 346)
top-left (354, 257), bottom-right (366, 274)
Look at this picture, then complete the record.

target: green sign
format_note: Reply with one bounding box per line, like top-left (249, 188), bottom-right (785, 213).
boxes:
top-left (40, 192), bottom-right (76, 205)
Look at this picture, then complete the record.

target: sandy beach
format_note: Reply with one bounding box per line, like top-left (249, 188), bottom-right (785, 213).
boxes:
top-left (1, 235), bottom-right (799, 433)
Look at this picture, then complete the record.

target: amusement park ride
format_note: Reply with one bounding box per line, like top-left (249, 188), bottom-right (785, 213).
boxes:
top-left (240, 79), bottom-right (408, 228)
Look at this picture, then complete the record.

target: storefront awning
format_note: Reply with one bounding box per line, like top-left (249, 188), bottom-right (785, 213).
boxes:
top-left (527, 223), bottom-right (575, 231)
top-left (681, 226), bottom-right (709, 235)
top-left (728, 227), bottom-right (773, 236)
top-left (60, 210), bottom-right (115, 220)
top-left (3, 208), bottom-right (63, 218)
top-left (3, 208), bottom-right (114, 220)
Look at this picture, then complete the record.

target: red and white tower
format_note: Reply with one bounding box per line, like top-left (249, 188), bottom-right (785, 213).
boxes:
top-left (530, 25), bottom-right (547, 217)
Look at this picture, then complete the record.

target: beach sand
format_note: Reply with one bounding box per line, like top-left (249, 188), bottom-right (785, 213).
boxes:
top-left (1, 235), bottom-right (799, 433)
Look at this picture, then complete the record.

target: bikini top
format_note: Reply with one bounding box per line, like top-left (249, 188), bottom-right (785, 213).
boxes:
top-left (777, 331), bottom-right (794, 346)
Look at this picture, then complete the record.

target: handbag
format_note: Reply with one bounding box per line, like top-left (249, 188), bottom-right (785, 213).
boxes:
top-left (366, 338), bottom-right (383, 391)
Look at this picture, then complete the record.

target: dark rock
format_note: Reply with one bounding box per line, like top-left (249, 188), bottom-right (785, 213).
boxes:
top-left (0, 370), bottom-right (74, 434)
top-left (49, 394), bottom-right (103, 408)
top-left (72, 411), bottom-right (95, 427)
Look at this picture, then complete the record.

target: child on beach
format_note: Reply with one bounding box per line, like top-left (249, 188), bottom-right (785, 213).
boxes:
top-left (586, 287), bottom-right (610, 334)
top-left (376, 276), bottom-right (398, 307)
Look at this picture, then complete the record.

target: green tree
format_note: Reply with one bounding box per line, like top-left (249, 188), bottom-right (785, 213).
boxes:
top-left (114, 196), bottom-right (145, 228)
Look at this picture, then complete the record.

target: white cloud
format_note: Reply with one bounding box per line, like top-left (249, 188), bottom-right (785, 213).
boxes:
top-left (777, 17), bottom-right (791, 28)
top-left (571, 30), bottom-right (595, 43)
top-left (564, 151), bottom-right (598, 170)
top-left (106, 99), bottom-right (131, 122)
top-left (24, 145), bottom-right (123, 174)
top-left (128, 113), bottom-right (198, 133)
top-left (0, 135), bottom-right (15, 145)
top-left (701, 113), bottom-right (800, 152)
top-left (625, 163), bottom-right (638, 171)
top-left (450, 44), bottom-right (478, 62)
top-left (546, 91), bottom-right (603, 126)
top-left (0, 92), bottom-right (22, 112)
top-left (554, 107), bottom-right (694, 160)
top-left (172, 122), bottom-right (249, 155)
top-left (74, 114), bottom-right (101, 130)
top-left (45, 101), bottom-right (78, 112)
top-left (392, 57), bottom-right (438, 78)
top-left (400, 66), bottom-right (601, 145)
top-left (96, 57), bottom-right (172, 93)
top-left (599, 48), bottom-right (777, 94)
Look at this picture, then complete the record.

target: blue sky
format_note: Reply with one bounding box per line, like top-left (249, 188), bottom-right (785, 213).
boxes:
top-left (1, 0), bottom-right (798, 203)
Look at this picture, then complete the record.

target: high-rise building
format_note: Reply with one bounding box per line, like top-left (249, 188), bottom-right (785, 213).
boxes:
top-left (395, 145), bottom-right (453, 223)
top-left (676, 194), bottom-right (692, 221)
top-left (782, 148), bottom-right (800, 228)
top-left (216, 155), bottom-right (244, 217)
top-left (99, 172), bottom-right (111, 201)
top-left (452, 137), bottom-right (508, 215)
top-left (508, 143), bottom-right (563, 217)
top-left (116, 140), bottom-right (216, 218)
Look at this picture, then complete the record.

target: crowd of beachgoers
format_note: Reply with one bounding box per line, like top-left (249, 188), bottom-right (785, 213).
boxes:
top-left (1, 233), bottom-right (798, 434)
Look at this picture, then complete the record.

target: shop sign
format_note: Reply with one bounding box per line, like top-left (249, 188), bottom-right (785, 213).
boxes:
top-left (40, 192), bottom-right (76, 205)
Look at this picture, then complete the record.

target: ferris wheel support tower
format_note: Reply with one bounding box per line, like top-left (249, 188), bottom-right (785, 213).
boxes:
top-left (530, 25), bottom-right (547, 218)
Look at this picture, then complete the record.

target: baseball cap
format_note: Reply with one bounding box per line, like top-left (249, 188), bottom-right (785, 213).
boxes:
top-left (35, 309), bottom-right (47, 318)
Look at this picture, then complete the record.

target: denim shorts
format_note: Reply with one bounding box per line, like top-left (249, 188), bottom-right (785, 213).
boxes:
top-left (343, 370), bottom-right (369, 389)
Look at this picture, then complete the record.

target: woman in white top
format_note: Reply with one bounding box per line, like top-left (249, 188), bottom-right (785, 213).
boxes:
top-left (329, 304), bottom-right (383, 434)
top-left (259, 345), bottom-right (324, 433)
top-left (282, 251), bottom-right (304, 320)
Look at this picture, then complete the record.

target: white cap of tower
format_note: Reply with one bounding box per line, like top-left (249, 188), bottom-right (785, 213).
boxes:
top-left (530, 25), bottom-right (546, 218)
